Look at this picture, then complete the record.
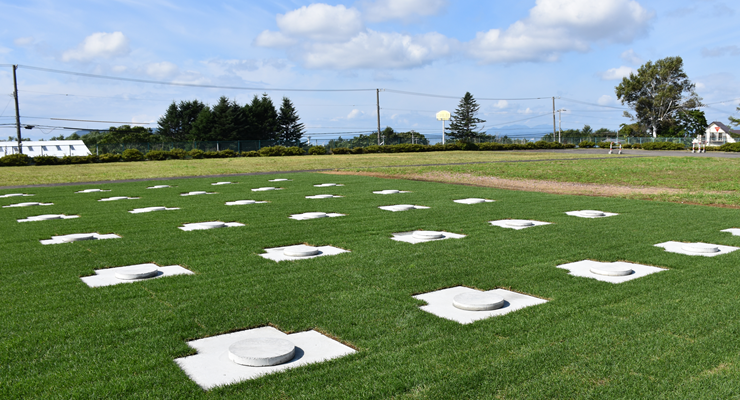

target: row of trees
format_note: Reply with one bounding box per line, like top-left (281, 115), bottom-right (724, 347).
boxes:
top-left (326, 127), bottom-right (430, 148)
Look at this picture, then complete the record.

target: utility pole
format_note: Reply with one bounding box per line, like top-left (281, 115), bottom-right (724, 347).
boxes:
top-left (556, 109), bottom-right (566, 143)
top-left (376, 89), bottom-right (381, 145)
top-left (552, 96), bottom-right (556, 139)
top-left (12, 65), bottom-right (22, 154)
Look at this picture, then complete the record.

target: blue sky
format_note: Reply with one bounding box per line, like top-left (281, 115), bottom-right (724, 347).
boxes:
top-left (1, 0), bottom-right (739, 140)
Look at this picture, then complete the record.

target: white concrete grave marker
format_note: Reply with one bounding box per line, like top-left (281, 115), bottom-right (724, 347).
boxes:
top-left (129, 206), bottom-right (179, 214)
top-left (489, 219), bottom-right (551, 230)
top-left (179, 221), bottom-right (244, 231)
top-left (147, 185), bottom-right (171, 189)
top-left (414, 286), bottom-right (547, 324)
top-left (99, 196), bottom-right (140, 202)
top-left (174, 326), bottom-right (356, 390)
top-left (654, 241), bottom-right (738, 257)
top-left (41, 232), bottom-right (121, 245)
top-left (3, 202), bottom-right (53, 208)
top-left (80, 263), bottom-right (193, 287)
top-left (289, 212), bottom-right (345, 220)
top-left (306, 194), bottom-right (343, 199)
top-left (721, 228), bottom-right (740, 237)
top-left (212, 181), bottom-right (235, 185)
top-left (565, 210), bottom-right (619, 218)
top-left (181, 191), bottom-right (217, 196)
top-left (378, 204), bottom-right (430, 212)
top-left (225, 200), bottom-right (268, 206)
top-left (373, 190), bottom-right (410, 195)
top-left (260, 244), bottom-right (349, 262)
top-left (0, 193), bottom-right (33, 198)
top-left (268, 178), bottom-right (291, 182)
top-left (453, 198), bottom-right (495, 204)
top-left (314, 183), bottom-right (344, 187)
top-left (251, 187), bottom-right (282, 192)
top-left (75, 188), bottom-right (110, 193)
top-left (556, 260), bottom-right (665, 283)
top-left (391, 230), bottom-right (466, 244)
top-left (18, 214), bottom-right (79, 222)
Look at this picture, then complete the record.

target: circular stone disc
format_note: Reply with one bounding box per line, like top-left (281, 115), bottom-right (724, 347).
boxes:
top-left (453, 292), bottom-right (506, 311)
top-left (580, 210), bottom-right (606, 217)
top-left (32, 214), bottom-right (63, 220)
top-left (315, 183), bottom-right (337, 187)
top-left (412, 230), bottom-right (445, 239)
top-left (465, 198), bottom-right (487, 204)
top-left (228, 337), bottom-right (296, 367)
top-left (189, 191), bottom-right (207, 195)
top-left (195, 221), bottom-right (226, 229)
top-left (381, 190), bottom-right (400, 194)
top-left (283, 245), bottom-right (321, 257)
top-left (390, 204), bottom-right (416, 211)
top-left (682, 243), bottom-right (720, 253)
top-left (590, 265), bottom-right (634, 276)
top-left (59, 233), bottom-right (96, 242)
top-left (16, 202), bottom-right (40, 207)
top-left (270, 179), bottom-right (289, 182)
top-left (115, 264), bottom-right (159, 280)
top-left (505, 220), bottom-right (535, 227)
top-left (144, 206), bottom-right (167, 211)
top-left (312, 194), bottom-right (334, 199)
top-left (233, 200), bottom-right (256, 205)
top-left (5, 193), bottom-right (25, 197)
top-left (302, 212), bottom-right (327, 219)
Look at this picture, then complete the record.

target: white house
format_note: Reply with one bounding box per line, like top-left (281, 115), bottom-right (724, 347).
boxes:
top-left (704, 122), bottom-right (738, 145)
top-left (0, 140), bottom-right (92, 157)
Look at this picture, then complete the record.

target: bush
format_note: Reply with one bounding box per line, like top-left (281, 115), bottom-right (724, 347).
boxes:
top-left (189, 149), bottom-right (204, 159)
top-left (121, 148), bottom-right (144, 162)
top-left (596, 141), bottom-right (612, 149)
top-left (351, 147), bottom-right (365, 154)
top-left (203, 151), bottom-right (220, 158)
top-left (578, 140), bottom-right (595, 148)
top-left (641, 141), bottom-right (685, 150)
top-left (331, 147), bottom-right (351, 155)
top-left (259, 146), bottom-right (288, 157)
top-left (61, 155), bottom-right (97, 164)
top-left (0, 154), bottom-right (30, 166)
top-left (285, 146), bottom-right (305, 156)
top-left (219, 149), bottom-right (237, 158)
top-left (145, 150), bottom-right (169, 161)
top-left (169, 148), bottom-right (187, 159)
top-left (391, 143), bottom-right (426, 152)
top-left (33, 155), bottom-right (58, 166)
top-left (564, 143), bottom-right (576, 149)
top-left (631, 143), bottom-right (642, 149)
top-left (308, 146), bottom-right (327, 155)
top-left (621, 143), bottom-right (632, 149)
top-left (98, 153), bottom-right (121, 163)
top-left (241, 151), bottom-right (260, 157)
top-left (719, 143), bottom-right (740, 152)
top-left (478, 142), bottom-right (505, 151)
top-left (363, 145), bottom-right (381, 153)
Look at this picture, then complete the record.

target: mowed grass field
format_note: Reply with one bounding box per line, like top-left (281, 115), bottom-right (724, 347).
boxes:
top-left (3, 168), bottom-right (740, 399)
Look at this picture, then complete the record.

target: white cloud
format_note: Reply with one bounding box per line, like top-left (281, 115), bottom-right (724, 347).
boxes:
top-left (468, 0), bottom-right (653, 63)
top-left (362, 0), bottom-right (447, 22)
top-left (597, 95), bottom-right (615, 105)
top-left (62, 32), bottom-right (130, 62)
top-left (347, 109), bottom-right (363, 119)
top-left (702, 45), bottom-right (740, 57)
top-left (302, 30), bottom-right (455, 69)
top-left (696, 82), bottom-right (706, 90)
top-left (620, 49), bottom-right (643, 65)
top-left (111, 65), bottom-right (127, 73)
top-left (253, 30), bottom-right (296, 48)
top-left (494, 100), bottom-right (509, 109)
top-left (14, 37), bottom-right (34, 46)
top-left (600, 66), bottom-right (635, 80)
top-left (0, 46), bottom-right (10, 54)
top-left (518, 107), bottom-right (533, 114)
top-left (276, 4), bottom-right (363, 42)
top-left (145, 61), bottom-right (179, 79)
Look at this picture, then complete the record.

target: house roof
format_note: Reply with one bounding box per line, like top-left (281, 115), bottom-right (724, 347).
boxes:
top-left (709, 121), bottom-right (740, 134)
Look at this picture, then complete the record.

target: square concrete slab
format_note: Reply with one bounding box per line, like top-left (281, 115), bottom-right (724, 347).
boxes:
top-left (40, 233), bottom-right (121, 245)
top-left (147, 185), bottom-right (171, 189)
top-left (212, 181), bottom-right (236, 185)
top-left (252, 187), bottom-right (283, 192)
top-left (181, 191), bottom-right (217, 196)
top-left (489, 219), bottom-right (551, 230)
top-left (99, 196), bottom-right (140, 202)
top-left (260, 245), bottom-right (349, 262)
top-left (75, 189), bottom-right (110, 193)
top-left (654, 241), bottom-right (739, 257)
top-left (289, 212), bottom-right (345, 220)
top-left (129, 206), bottom-right (180, 214)
top-left (306, 195), bottom-right (343, 199)
top-left (225, 200), bottom-right (268, 206)
top-left (721, 228), bottom-right (740, 237)
top-left (414, 286), bottom-right (547, 324)
top-left (3, 202), bottom-right (53, 208)
top-left (18, 214), bottom-right (79, 222)
top-left (378, 205), bottom-right (430, 212)
top-left (174, 326), bottom-right (356, 390)
top-left (453, 198), bottom-right (495, 204)
top-left (0, 193), bottom-right (33, 198)
top-left (373, 190), bottom-right (410, 195)
top-left (556, 260), bottom-right (666, 283)
top-left (80, 264), bottom-right (194, 287)
top-left (565, 210), bottom-right (619, 218)
top-left (268, 178), bottom-right (291, 182)
top-left (391, 231), bottom-right (466, 244)
top-left (179, 221), bottom-right (245, 231)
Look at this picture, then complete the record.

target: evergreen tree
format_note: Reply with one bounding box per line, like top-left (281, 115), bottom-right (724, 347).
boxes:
top-left (157, 100), bottom-right (206, 141)
top-left (447, 92), bottom-right (486, 142)
top-left (247, 94), bottom-right (279, 141)
top-left (277, 97), bottom-right (305, 146)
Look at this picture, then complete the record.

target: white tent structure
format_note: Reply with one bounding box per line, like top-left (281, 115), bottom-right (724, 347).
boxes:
top-left (0, 140), bottom-right (92, 157)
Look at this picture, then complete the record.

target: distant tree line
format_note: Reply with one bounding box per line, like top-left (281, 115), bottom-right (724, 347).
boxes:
top-left (327, 127), bottom-right (429, 148)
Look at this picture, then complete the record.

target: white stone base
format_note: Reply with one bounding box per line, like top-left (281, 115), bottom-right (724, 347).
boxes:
top-left (391, 231), bottom-right (466, 244)
top-left (251, 187), bottom-right (283, 192)
top-left (225, 200), bottom-right (268, 206)
top-left (147, 185), bottom-right (171, 189)
top-left (314, 183), bottom-right (344, 187)
top-left (453, 198), bottom-right (495, 204)
top-left (654, 241), bottom-right (739, 257)
top-left (268, 178), bottom-right (291, 182)
top-left (174, 326), bottom-right (356, 390)
top-left (378, 205), bottom-right (430, 212)
top-left (180, 191), bottom-right (217, 196)
top-left (489, 219), bottom-right (551, 230)
top-left (556, 260), bottom-right (665, 283)
top-left (129, 206), bottom-right (180, 214)
top-left (3, 202), bottom-right (53, 208)
top-left (259, 245), bottom-right (349, 262)
top-left (565, 210), bottom-right (619, 218)
top-left (212, 181), bottom-right (236, 185)
top-left (306, 195), bottom-right (343, 199)
top-left (721, 228), bottom-right (740, 237)
top-left (18, 214), bottom-right (79, 222)
top-left (179, 221), bottom-right (245, 231)
top-left (41, 233), bottom-right (121, 245)
top-left (373, 190), bottom-right (410, 195)
top-left (0, 193), bottom-right (33, 198)
top-left (80, 264), bottom-right (193, 287)
top-left (75, 189), bottom-right (110, 193)
top-left (289, 212), bottom-right (345, 220)
top-left (99, 196), bottom-right (140, 202)
top-left (414, 286), bottom-right (547, 324)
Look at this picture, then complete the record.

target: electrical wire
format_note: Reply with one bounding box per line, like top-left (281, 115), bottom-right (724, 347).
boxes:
top-left (384, 89), bottom-right (549, 101)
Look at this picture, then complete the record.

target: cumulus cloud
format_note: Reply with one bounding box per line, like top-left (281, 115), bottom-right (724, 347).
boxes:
top-left (494, 100), bottom-right (509, 109)
top-left (253, 30), bottom-right (296, 48)
top-left (347, 109), bottom-right (363, 119)
top-left (597, 95), bottom-right (615, 105)
top-left (14, 37), bottom-right (34, 46)
top-left (62, 32), bottom-right (130, 62)
top-left (145, 61), bottom-right (179, 79)
top-left (701, 45), bottom-right (740, 57)
top-left (361, 0), bottom-right (447, 22)
top-left (276, 4), bottom-right (363, 42)
top-left (600, 66), bottom-right (635, 80)
top-left (620, 49), bottom-right (642, 65)
top-left (468, 0), bottom-right (654, 63)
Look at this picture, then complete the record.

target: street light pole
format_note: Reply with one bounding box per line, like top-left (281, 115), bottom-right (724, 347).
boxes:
top-left (556, 109), bottom-right (566, 143)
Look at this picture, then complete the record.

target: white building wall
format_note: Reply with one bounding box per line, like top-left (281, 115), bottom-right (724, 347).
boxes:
top-left (0, 141), bottom-right (92, 157)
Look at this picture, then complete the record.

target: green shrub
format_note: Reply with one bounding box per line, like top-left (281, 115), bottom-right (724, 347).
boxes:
top-left (478, 142), bottom-right (505, 151)
top-left (285, 146), bottom-right (305, 156)
top-left (719, 143), bottom-right (740, 152)
top-left (241, 151), bottom-right (260, 157)
top-left (203, 151), bottom-right (220, 158)
top-left (61, 155), bottom-right (97, 164)
top-left (596, 141), bottom-right (611, 148)
top-left (168, 148), bottom-right (187, 159)
top-left (363, 145), bottom-right (381, 153)
top-left (33, 155), bottom-right (58, 166)
top-left (98, 153), bottom-right (121, 163)
top-left (641, 141), bottom-right (685, 150)
top-left (121, 148), bottom-right (144, 162)
top-left (351, 147), bottom-right (365, 154)
top-left (145, 150), bottom-right (169, 161)
top-left (578, 140), bottom-right (595, 148)
top-left (331, 147), bottom-right (351, 155)
top-left (189, 149), bottom-right (204, 159)
top-left (632, 143), bottom-right (642, 149)
top-left (219, 149), bottom-right (237, 158)
top-left (0, 154), bottom-right (30, 166)
top-left (621, 143), bottom-right (632, 149)
top-left (393, 143), bottom-right (426, 152)
top-left (308, 146), bottom-right (327, 155)
top-left (259, 146), bottom-right (288, 157)
top-left (564, 143), bottom-right (576, 148)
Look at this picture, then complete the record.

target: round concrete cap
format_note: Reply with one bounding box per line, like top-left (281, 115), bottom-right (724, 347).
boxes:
top-left (311, 194), bottom-right (335, 199)
top-left (228, 337), bottom-right (296, 367)
top-left (32, 214), bottom-right (63, 220)
top-left (580, 210), bottom-right (606, 217)
top-left (682, 243), bottom-right (720, 253)
top-left (270, 178), bottom-right (289, 182)
top-left (144, 206), bottom-right (167, 211)
top-left (213, 181), bottom-right (232, 185)
top-left (465, 198), bottom-right (487, 204)
top-left (453, 292), bottom-right (505, 311)
top-left (189, 191), bottom-right (207, 195)
top-left (379, 190), bottom-right (400, 194)
top-left (283, 245), bottom-right (320, 257)
top-left (4, 193), bottom-right (25, 197)
top-left (148, 185), bottom-right (170, 189)
top-left (412, 230), bottom-right (445, 239)
top-left (232, 200), bottom-right (256, 205)
top-left (254, 187), bottom-right (277, 191)
top-left (302, 212), bottom-right (327, 219)
top-left (315, 183), bottom-right (337, 187)
top-left (195, 221), bottom-right (226, 229)
top-left (115, 263), bottom-right (159, 280)
top-left (390, 204), bottom-right (416, 211)
top-left (106, 196), bottom-right (129, 201)
top-left (15, 202), bottom-right (41, 207)
top-left (59, 233), bottom-right (96, 242)
top-left (505, 219), bottom-right (535, 227)
top-left (590, 264), bottom-right (634, 276)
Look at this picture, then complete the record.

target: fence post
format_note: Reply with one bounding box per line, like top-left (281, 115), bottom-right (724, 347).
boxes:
top-left (238, 141), bottom-right (240, 153)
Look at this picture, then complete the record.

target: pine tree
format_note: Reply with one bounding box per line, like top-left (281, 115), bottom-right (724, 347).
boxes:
top-left (277, 97), bottom-right (305, 146)
top-left (246, 94), bottom-right (279, 141)
top-left (447, 92), bottom-right (486, 142)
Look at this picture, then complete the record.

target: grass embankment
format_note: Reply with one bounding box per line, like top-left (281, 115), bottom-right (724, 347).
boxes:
top-left (2, 173), bottom-right (740, 398)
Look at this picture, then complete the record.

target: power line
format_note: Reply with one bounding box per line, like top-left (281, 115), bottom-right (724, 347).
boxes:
top-left (559, 97), bottom-right (628, 110)
top-left (384, 89), bottom-right (548, 101)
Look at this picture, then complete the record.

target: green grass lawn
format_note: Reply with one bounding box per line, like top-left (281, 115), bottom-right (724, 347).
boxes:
top-left (3, 173), bottom-right (740, 399)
